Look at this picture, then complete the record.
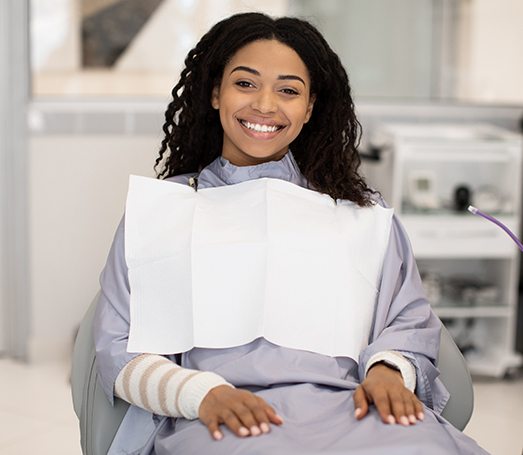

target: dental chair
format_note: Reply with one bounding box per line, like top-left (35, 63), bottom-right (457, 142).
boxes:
top-left (71, 294), bottom-right (474, 455)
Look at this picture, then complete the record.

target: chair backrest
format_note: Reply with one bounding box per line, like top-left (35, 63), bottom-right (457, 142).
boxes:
top-left (437, 323), bottom-right (474, 429)
top-left (71, 295), bottom-right (474, 455)
top-left (71, 294), bottom-right (129, 455)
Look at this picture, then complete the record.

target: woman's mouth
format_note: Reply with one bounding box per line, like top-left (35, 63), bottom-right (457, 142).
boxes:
top-left (238, 119), bottom-right (285, 136)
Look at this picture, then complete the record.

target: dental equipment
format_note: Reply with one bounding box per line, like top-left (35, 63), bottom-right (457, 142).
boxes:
top-left (468, 205), bottom-right (523, 252)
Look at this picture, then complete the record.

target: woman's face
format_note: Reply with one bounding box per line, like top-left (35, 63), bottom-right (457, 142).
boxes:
top-left (211, 39), bottom-right (315, 166)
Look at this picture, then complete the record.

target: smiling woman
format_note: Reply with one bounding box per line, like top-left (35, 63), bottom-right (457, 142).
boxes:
top-left (211, 40), bottom-right (315, 166)
top-left (93, 12), bottom-right (491, 455)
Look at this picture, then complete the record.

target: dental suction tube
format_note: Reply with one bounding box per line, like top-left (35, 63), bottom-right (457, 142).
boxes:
top-left (468, 205), bottom-right (523, 252)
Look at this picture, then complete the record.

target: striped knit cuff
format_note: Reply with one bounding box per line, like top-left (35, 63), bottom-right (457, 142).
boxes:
top-left (114, 354), bottom-right (233, 420)
top-left (177, 371), bottom-right (233, 420)
top-left (364, 350), bottom-right (417, 392)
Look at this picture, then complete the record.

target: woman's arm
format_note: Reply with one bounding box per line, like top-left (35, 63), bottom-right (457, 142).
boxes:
top-left (93, 216), bottom-right (282, 440)
top-left (114, 353), bottom-right (232, 419)
top-left (355, 212), bottom-right (450, 423)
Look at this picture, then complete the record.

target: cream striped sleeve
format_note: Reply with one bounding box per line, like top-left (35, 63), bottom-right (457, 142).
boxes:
top-left (114, 354), bottom-right (233, 420)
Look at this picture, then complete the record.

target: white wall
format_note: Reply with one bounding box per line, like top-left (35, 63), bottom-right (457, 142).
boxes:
top-left (28, 135), bottom-right (159, 361)
top-left (457, 0), bottom-right (523, 104)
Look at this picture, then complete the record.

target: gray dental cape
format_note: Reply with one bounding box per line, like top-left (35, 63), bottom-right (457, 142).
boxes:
top-left (94, 152), bottom-right (489, 454)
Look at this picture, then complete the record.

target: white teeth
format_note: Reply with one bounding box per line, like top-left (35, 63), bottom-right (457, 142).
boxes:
top-left (242, 121), bottom-right (280, 133)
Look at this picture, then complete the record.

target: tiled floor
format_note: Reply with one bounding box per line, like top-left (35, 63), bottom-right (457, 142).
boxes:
top-left (0, 359), bottom-right (81, 454)
top-left (0, 358), bottom-right (521, 455)
top-left (464, 376), bottom-right (523, 454)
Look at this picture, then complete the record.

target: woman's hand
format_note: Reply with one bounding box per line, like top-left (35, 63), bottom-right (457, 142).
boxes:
top-left (353, 363), bottom-right (424, 426)
top-left (198, 385), bottom-right (283, 440)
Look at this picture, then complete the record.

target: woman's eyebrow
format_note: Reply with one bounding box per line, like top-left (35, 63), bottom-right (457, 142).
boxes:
top-left (230, 66), bottom-right (306, 86)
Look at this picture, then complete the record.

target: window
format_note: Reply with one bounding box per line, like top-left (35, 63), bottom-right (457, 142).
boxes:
top-left (31, 0), bottom-right (523, 104)
top-left (31, 0), bottom-right (289, 97)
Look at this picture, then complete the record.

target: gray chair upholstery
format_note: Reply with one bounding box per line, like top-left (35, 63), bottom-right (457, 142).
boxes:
top-left (437, 321), bottom-right (475, 430)
top-left (71, 294), bottom-right (129, 455)
top-left (71, 295), bottom-right (474, 455)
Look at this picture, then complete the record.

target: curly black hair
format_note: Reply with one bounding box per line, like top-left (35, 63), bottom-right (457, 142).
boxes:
top-left (155, 12), bottom-right (375, 206)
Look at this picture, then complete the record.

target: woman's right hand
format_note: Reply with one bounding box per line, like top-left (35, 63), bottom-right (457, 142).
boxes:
top-left (198, 385), bottom-right (283, 440)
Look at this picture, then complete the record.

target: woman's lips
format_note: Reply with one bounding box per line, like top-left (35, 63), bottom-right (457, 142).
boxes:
top-left (238, 119), bottom-right (286, 139)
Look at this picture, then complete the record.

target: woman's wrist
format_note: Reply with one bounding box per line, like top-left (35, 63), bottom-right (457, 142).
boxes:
top-left (364, 351), bottom-right (417, 392)
top-left (114, 354), bottom-right (233, 419)
top-left (179, 372), bottom-right (234, 420)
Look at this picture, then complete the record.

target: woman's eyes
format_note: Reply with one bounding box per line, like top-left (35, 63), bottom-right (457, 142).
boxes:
top-left (234, 81), bottom-right (300, 96)
top-left (280, 88), bottom-right (299, 96)
top-left (235, 80), bottom-right (254, 89)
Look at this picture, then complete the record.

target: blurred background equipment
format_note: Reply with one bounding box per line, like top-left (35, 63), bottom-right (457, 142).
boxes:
top-left (365, 123), bottom-right (522, 378)
top-left (454, 184), bottom-right (471, 211)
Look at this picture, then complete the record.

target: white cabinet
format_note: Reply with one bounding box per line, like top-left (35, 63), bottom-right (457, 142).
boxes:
top-left (368, 123), bottom-right (522, 377)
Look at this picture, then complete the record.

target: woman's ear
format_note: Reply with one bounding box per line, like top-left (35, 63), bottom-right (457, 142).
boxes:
top-left (211, 86), bottom-right (220, 110)
top-left (304, 94), bottom-right (316, 123)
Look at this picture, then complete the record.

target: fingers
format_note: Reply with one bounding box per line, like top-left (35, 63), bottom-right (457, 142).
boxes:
top-left (199, 387), bottom-right (283, 440)
top-left (399, 393), bottom-right (416, 425)
top-left (373, 388), bottom-right (424, 426)
top-left (221, 408), bottom-right (254, 437)
top-left (389, 391), bottom-right (412, 426)
top-left (390, 390), bottom-right (425, 426)
top-left (360, 364), bottom-right (425, 427)
top-left (200, 398), bottom-right (249, 439)
top-left (230, 397), bottom-right (270, 436)
top-left (371, 389), bottom-right (395, 424)
top-left (263, 400), bottom-right (284, 426)
top-left (253, 396), bottom-right (284, 428)
top-left (205, 417), bottom-right (224, 441)
top-left (249, 402), bottom-right (271, 435)
top-left (353, 385), bottom-right (369, 420)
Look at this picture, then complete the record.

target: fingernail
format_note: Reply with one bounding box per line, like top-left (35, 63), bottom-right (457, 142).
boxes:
top-left (238, 427), bottom-right (249, 437)
top-left (213, 430), bottom-right (223, 440)
top-left (387, 415), bottom-right (396, 425)
top-left (250, 426), bottom-right (261, 436)
top-left (400, 416), bottom-right (410, 426)
top-left (409, 414), bottom-right (417, 424)
top-left (260, 423), bottom-right (270, 433)
top-left (354, 408), bottom-right (362, 418)
top-left (275, 414), bottom-right (284, 424)
top-left (417, 412), bottom-right (425, 421)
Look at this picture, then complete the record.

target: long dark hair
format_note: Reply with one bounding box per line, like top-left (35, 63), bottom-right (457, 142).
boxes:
top-left (155, 12), bottom-right (375, 205)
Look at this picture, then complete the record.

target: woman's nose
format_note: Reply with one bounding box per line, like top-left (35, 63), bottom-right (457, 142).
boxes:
top-left (251, 89), bottom-right (277, 113)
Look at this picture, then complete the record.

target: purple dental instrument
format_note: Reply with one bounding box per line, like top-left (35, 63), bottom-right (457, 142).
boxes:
top-left (468, 205), bottom-right (523, 252)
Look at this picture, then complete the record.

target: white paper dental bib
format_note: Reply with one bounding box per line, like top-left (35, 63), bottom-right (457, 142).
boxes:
top-left (125, 176), bottom-right (393, 360)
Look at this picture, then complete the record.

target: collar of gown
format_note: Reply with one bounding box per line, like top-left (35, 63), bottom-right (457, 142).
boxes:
top-left (200, 151), bottom-right (305, 186)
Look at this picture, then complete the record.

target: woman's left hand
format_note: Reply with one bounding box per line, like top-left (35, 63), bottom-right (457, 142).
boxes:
top-left (353, 363), bottom-right (425, 426)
